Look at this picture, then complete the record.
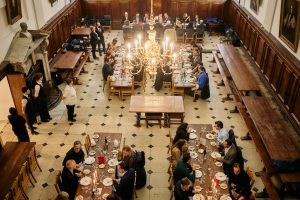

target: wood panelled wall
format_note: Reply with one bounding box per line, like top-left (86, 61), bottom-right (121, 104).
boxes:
top-left (82, 0), bottom-right (226, 29)
top-left (42, 0), bottom-right (83, 61)
top-left (225, 1), bottom-right (300, 131)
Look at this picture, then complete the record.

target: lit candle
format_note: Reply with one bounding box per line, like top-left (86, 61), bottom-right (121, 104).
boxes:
top-left (170, 43), bottom-right (173, 53)
top-left (138, 35), bottom-right (141, 47)
top-left (173, 53), bottom-right (177, 62)
top-left (145, 43), bottom-right (148, 53)
top-left (162, 41), bottom-right (165, 52)
top-left (134, 40), bottom-right (138, 52)
top-left (128, 43), bottom-right (131, 53)
top-left (166, 37), bottom-right (169, 49)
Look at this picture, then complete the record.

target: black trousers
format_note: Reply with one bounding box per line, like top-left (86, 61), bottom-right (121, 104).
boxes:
top-left (91, 43), bottom-right (97, 58)
top-left (66, 105), bottom-right (75, 120)
top-left (38, 99), bottom-right (50, 121)
top-left (98, 40), bottom-right (106, 55)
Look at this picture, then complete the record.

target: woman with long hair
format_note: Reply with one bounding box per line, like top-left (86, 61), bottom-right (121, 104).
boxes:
top-left (173, 123), bottom-right (191, 144)
top-left (171, 139), bottom-right (188, 169)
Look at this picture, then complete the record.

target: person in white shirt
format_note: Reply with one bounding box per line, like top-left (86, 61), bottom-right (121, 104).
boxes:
top-left (63, 78), bottom-right (77, 122)
top-left (213, 121), bottom-right (229, 144)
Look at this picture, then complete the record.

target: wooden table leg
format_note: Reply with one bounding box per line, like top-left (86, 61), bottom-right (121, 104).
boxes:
top-left (164, 113), bottom-right (169, 128)
top-left (135, 112), bottom-right (141, 127)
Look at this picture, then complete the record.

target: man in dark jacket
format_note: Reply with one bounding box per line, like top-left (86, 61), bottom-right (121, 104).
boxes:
top-left (103, 57), bottom-right (114, 81)
top-left (21, 86), bottom-right (38, 134)
top-left (62, 141), bottom-right (85, 167)
top-left (229, 163), bottom-right (252, 199)
top-left (174, 177), bottom-right (194, 200)
top-left (216, 139), bottom-right (237, 177)
top-left (95, 22), bottom-right (106, 56)
top-left (113, 162), bottom-right (135, 200)
top-left (90, 26), bottom-right (100, 59)
top-left (8, 107), bottom-right (30, 142)
top-left (61, 159), bottom-right (82, 200)
top-left (174, 153), bottom-right (197, 184)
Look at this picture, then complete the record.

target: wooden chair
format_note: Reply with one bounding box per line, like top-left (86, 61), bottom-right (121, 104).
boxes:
top-left (4, 192), bottom-right (11, 200)
top-left (18, 164), bottom-right (31, 200)
top-left (171, 81), bottom-right (184, 96)
top-left (163, 81), bottom-right (172, 89)
top-left (54, 171), bottom-right (63, 194)
top-left (26, 147), bottom-right (42, 183)
top-left (84, 135), bottom-right (91, 154)
top-left (132, 171), bottom-right (138, 200)
top-left (107, 76), bottom-right (121, 98)
top-left (133, 72), bottom-right (146, 92)
top-left (145, 113), bottom-right (163, 128)
top-left (10, 177), bottom-right (23, 200)
top-left (176, 28), bottom-right (185, 43)
top-left (102, 15), bottom-right (112, 32)
top-left (102, 72), bottom-right (107, 92)
top-left (167, 130), bottom-right (173, 154)
top-left (164, 28), bottom-right (177, 42)
top-left (246, 167), bottom-right (255, 189)
top-left (193, 89), bottom-right (202, 101)
top-left (167, 113), bottom-right (185, 127)
top-left (185, 28), bottom-right (195, 44)
top-left (121, 77), bottom-right (135, 100)
top-left (195, 28), bottom-right (204, 44)
top-left (169, 166), bottom-right (175, 200)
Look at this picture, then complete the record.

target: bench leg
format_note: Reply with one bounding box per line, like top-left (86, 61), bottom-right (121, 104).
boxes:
top-left (213, 68), bottom-right (220, 74)
top-left (217, 80), bottom-right (225, 86)
top-left (222, 94), bottom-right (233, 101)
top-left (255, 188), bottom-right (269, 198)
top-left (240, 132), bottom-right (252, 141)
top-left (81, 66), bottom-right (88, 74)
top-left (135, 113), bottom-right (141, 127)
top-left (229, 106), bottom-right (239, 113)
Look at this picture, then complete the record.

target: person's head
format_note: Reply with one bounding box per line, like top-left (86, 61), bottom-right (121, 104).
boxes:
top-left (22, 86), bottom-right (30, 95)
top-left (182, 152), bottom-right (191, 164)
top-left (119, 161), bottom-right (129, 174)
top-left (214, 121), bottom-right (223, 130)
top-left (183, 13), bottom-right (188, 17)
top-left (104, 57), bottom-right (110, 63)
top-left (122, 145), bottom-right (133, 157)
top-left (233, 163), bottom-right (241, 175)
top-left (136, 13), bottom-right (140, 17)
top-left (35, 73), bottom-right (43, 82)
top-left (9, 107), bottom-right (18, 116)
top-left (90, 26), bottom-right (95, 32)
top-left (96, 22), bottom-right (101, 27)
top-left (125, 12), bottom-right (128, 17)
top-left (223, 139), bottom-right (232, 148)
top-left (180, 177), bottom-right (190, 191)
top-left (112, 38), bottom-right (118, 45)
top-left (164, 13), bottom-right (168, 18)
top-left (290, 4), bottom-right (294, 13)
top-left (199, 66), bottom-right (205, 73)
top-left (66, 159), bottom-right (76, 170)
top-left (175, 139), bottom-right (187, 152)
top-left (73, 140), bottom-right (82, 153)
top-left (145, 12), bottom-right (149, 18)
top-left (178, 122), bottom-right (188, 132)
top-left (195, 14), bottom-right (199, 19)
top-left (20, 22), bottom-right (28, 31)
top-left (106, 193), bottom-right (121, 200)
top-left (56, 191), bottom-right (69, 200)
top-left (65, 78), bottom-right (73, 86)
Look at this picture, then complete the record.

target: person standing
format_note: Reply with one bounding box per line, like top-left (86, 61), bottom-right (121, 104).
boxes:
top-left (33, 73), bottom-right (51, 122)
top-left (8, 107), bottom-right (30, 142)
top-left (63, 78), bottom-right (77, 122)
top-left (90, 26), bottom-right (100, 59)
top-left (22, 86), bottom-right (39, 135)
top-left (95, 22), bottom-right (106, 56)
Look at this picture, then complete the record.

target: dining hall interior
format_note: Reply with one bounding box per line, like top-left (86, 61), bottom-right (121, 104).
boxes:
top-left (0, 0), bottom-right (300, 199)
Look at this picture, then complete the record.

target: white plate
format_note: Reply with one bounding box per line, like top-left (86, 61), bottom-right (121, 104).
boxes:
top-left (195, 170), bottom-right (202, 178)
top-left (220, 183), bottom-right (228, 189)
top-left (111, 150), bottom-right (118, 155)
top-left (194, 186), bottom-right (202, 192)
top-left (77, 165), bottom-right (84, 171)
top-left (108, 168), bottom-right (115, 174)
top-left (75, 195), bottom-right (83, 200)
top-left (189, 133), bottom-right (197, 140)
top-left (220, 195), bottom-right (232, 200)
top-left (108, 159), bottom-right (119, 167)
top-left (191, 151), bottom-right (198, 159)
top-left (79, 176), bottom-right (92, 186)
top-left (210, 142), bottom-right (217, 146)
top-left (206, 133), bottom-right (215, 140)
top-left (84, 157), bottom-right (95, 165)
top-left (89, 150), bottom-right (96, 156)
top-left (215, 172), bottom-right (227, 181)
top-left (102, 193), bottom-right (109, 199)
top-left (99, 164), bottom-right (105, 169)
top-left (193, 194), bottom-right (205, 200)
top-left (92, 134), bottom-right (99, 139)
top-left (198, 149), bottom-right (204, 154)
top-left (83, 169), bottom-right (91, 175)
top-left (215, 162), bottom-right (222, 167)
top-left (91, 139), bottom-right (96, 147)
top-left (188, 146), bottom-right (195, 151)
top-left (211, 152), bottom-right (221, 159)
top-left (103, 177), bottom-right (113, 186)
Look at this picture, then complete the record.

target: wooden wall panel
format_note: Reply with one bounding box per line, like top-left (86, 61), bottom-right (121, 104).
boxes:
top-left (225, 0), bottom-right (300, 132)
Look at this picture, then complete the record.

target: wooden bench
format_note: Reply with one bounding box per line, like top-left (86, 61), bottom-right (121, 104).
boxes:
top-left (73, 51), bottom-right (90, 80)
top-left (260, 171), bottom-right (281, 200)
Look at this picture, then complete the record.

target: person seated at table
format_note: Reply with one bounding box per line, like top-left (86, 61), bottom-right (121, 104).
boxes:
top-left (181, 13), bottom-right (190, 23)
top-left (171, 139), bottom-right (188, 170)
top-left (213, 120), bottom-right (229, 145)
top-left (132, 65), bottom-right (144, 87)
top-left (187, 66), bottom-right (208, 101)
top-left (173, 123), bottom-right (192, 144)
top-left (8, 107), bottom-right (30, 142)
top-left (107, 192), bottom-right (121, 200)
top-left (216, 139), bottom-right (237, 177)
top-left (174, 153), bottom-right (197, 184)
top-left (193, 14), bottom-right (202, 27)
top-left (163, 13), bottom-right (171, 24)
top-left (62, 140), bottom-right (85, 167)
top-left (174, 177), bottom-right (194, 200)
top-left (154, 63), bottom-right (172, 91)
top-left (113, 162), bottom-right (135, 200)
top-left (61, 159), bottom-right (83, 200)
top-left (122, 12), bottom-right (131, 25)
top-left (103, 57), bottom-right (115, 81)
top-left (229, 163), bottom-right (253, 200)
top-left (143, 12), bottom-right (150, 24)
top-left (134, 13), bottom-right (142, 24)
top-left (55, 191), bottom-right (69, 200)
top-left (158, 14), bottom-right (164, 24)
top-left (118, 145), bottom-right (136, 169)
top-left (192, 63), bottom-right (203, 77)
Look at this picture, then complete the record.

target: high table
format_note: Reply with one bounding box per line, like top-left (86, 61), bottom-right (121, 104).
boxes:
top-left (129, 96), bottom-right (185, 127)
top-left (71, 27), bottom-right (91, 38)
top-left (188, 124), bottom-right (230, 199)
top-left (75, 132), bottom-right (122, 199)
top-left (0, 142), bottom-right (36, 199)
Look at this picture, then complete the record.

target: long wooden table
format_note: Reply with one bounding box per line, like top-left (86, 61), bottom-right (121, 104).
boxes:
top-left (76, 132), bottom-right (122, 199)
top-left (0, 142), bottom-right (36, 199)
top-left (53, 51), bottom-right (83, 70)
top-left (129, 96), bottom-right (185, 127)
top-left (71, 27), bottom-right (91, 38)
top-left (217, 44), bottom-right (260, 93)
top-left (242, 96), bottom-right (300, 183)
top-left (188, 124), bottom-right (230, 199)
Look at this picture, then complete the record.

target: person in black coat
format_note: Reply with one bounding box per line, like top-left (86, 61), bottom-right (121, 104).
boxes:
top-left (154, 64), bottom-right (172, 91)
top-left (95, 22), bottom-right (106, 56)
top-left (122, 12), bottom-right (131, 25)
top-left (33, 73), bottom-right (51, 122)
top-left (173, 123), bottom-right (191, 144)
top-left (174, 177), bottom-right (194, 200)
top-left (229, 163), bottom-right (252, 199)
top-left (61, 159), bottom-right (82, 200)
top-left (8, 107), bottom-right (30, 142)
top-left (113, 162), bottom-right (135, 200)
top-left (90, 26), bottom-right (100, 59)
top-left (62, 141), bottom-right (85, 167)
top-left (21, 86), bottom-right (38, 135)
top-left (103, 57), bottom-right (114, 81)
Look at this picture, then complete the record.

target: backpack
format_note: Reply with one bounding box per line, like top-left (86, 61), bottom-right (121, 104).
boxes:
top-left (135, 151), bottom-right (146, 189)
top-left (135, 151), bottom-right (145, 168)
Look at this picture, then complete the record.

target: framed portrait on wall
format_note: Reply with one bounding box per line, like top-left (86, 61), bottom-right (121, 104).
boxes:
top-left (279, 0), bottom-right (300, 52)
top-left (5, 0), bottom-right (22, 25)
top-left (250, 0), bottom-right (259, 13)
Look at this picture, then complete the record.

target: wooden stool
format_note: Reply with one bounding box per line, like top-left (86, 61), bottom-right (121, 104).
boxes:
top-left (145, 113), bottom-right (163, 128)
